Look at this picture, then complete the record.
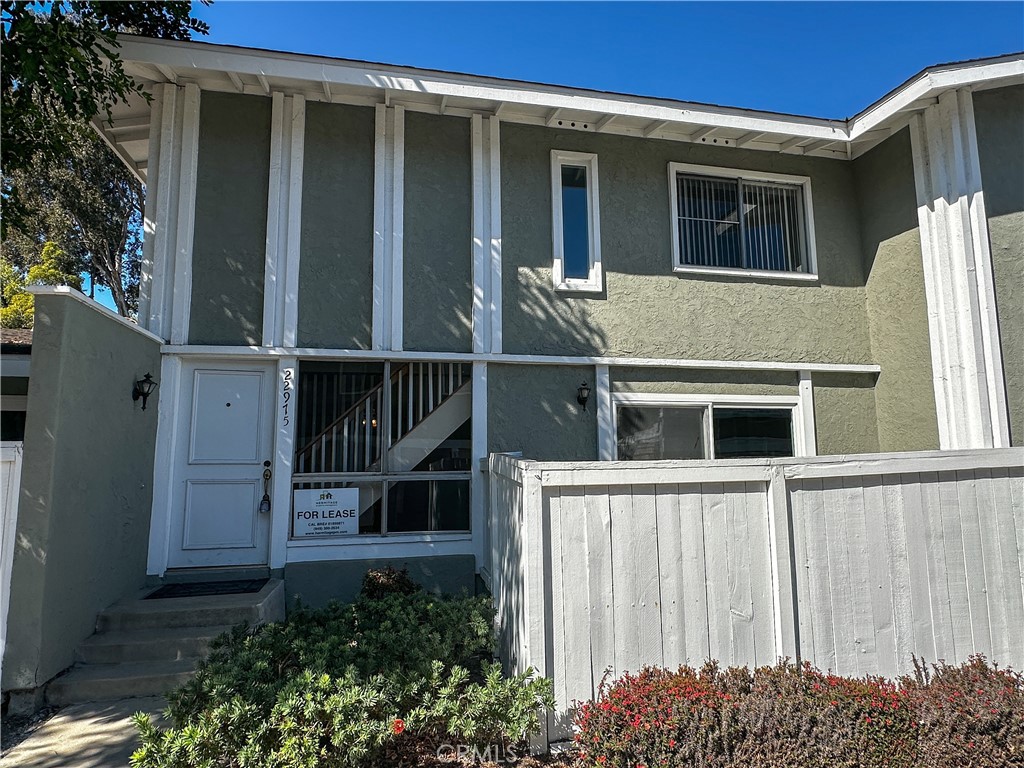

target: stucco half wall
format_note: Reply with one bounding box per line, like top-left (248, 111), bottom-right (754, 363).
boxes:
top-left (3, 293), bottom-right (161, 694)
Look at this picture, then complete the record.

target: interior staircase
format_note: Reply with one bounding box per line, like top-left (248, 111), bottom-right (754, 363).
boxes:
top-left (296, 361), bottom-right (472, 477)
top-left (46, 578), bottom-right (285, 706)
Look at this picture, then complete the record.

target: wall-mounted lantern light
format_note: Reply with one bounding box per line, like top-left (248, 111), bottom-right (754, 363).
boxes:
top-left (576, 381), bottom-right (591, 413)
top-left (132, 373), bottom-right (159, 411)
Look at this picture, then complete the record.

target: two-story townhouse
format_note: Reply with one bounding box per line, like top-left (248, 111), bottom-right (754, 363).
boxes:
top-left (96, 39), bottom-right (1024, 597)
top-left (3, 38), bottom-right (1021, 707)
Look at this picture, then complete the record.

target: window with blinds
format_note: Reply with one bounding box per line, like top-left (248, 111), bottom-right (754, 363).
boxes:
top-left (672, 169), bottom-right (812, 274)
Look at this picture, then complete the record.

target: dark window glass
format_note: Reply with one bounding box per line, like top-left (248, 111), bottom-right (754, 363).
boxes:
top-left (713, 408), bottom-right (793, 458)
top-left (676, 174), bottom-right (806, 273)
top-left (0, 411), bottom-right (26, 441)
top-left (387, 479), bottom-right (470, 533)
top-left (616, 406), bottom-right (705, 460)
top-left (561, 165), bottom-right (590, 279)
top-left (295, 362), bottom-right (384, 474)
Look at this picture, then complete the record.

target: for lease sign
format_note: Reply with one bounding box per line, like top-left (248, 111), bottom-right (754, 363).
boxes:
top-left (292, 488), bottom-right (359, 537)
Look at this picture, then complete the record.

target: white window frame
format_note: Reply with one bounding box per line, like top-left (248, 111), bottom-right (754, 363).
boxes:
top-left (612, 392), bottom-right (814, 458)
top-left (667, 162), bottom-right (819, 281)
top-left (551, 150), bottom-right (603, 292)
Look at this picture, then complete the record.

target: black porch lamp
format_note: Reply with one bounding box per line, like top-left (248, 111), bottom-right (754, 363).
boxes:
top-left (576, 381), bottom-right (591, 412)
top-left (132, 373), bottom-right (158, 411)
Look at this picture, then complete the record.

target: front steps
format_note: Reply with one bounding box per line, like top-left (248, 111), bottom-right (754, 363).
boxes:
top-left (46, 579), bottom-right (285, 707)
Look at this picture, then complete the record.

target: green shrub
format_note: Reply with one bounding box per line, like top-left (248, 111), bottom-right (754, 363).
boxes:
top-left (572, 656), bottom-right (1023, 768)
top-left (131, 580), bottom-right (553, 768)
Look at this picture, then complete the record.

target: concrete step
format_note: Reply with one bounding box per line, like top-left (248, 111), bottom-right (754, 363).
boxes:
top-left (96, 578), bottom-right (286, 632)
top-left (46, 660), bottom-right (198, 706)
top-left (75, 625), bottom-right (235, 664)
top-left (158, 566), bottom-right (271, 585)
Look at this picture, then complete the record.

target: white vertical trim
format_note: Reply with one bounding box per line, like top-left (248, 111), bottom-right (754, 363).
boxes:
top-left (371, 103), bottom-right (388, 350)
top-left (488, 116), bottom-right (503, 354)
top-left (147, 354), bottom-right (183, 576)
top-left (138, 88), bottom-right (163, 328)
top-left (797, 370), bottom-right (817, 457)
top-left (910, 113), bottom-right (952, 449)
top-left (471, 362), bottom-right (488, 568)
top-left (596, 365), bottom-right (613, 460)
top-left (910, 91), bottom-right (1010, 449)
top-left (960, 90), bottom-right (1010, 448)
top-left (766, 465), bottom-right (798, 660)
top-left (262, 92), bottom-right (286, 347)
top-left (390, 105), bottom-right (405, 351)
top-left (169, 83), bottom-right (201, 346)
top-left (149, 83), bottom-right (181, 340)
top-left (270, 357), bottom-right (297, 569)
top-left (282, 95), bottom-right (305, 348)
top-left (471, 113), bottom-right (488, 354)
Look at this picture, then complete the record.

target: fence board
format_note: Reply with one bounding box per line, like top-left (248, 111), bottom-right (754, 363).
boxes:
top-left (679, 487), bottom-right (711, 663)
top-left (956, 470), bottom-right (992, 657)
top-left (584, 487), bottom-right (616, 691)
top-left (487, 448), bottom-right (1024, 750)
top-left (655, 488), bottom-right (686, 669)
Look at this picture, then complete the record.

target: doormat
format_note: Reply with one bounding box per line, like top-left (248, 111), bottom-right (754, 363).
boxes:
top-left (144, 578), bottom-right (268, 600)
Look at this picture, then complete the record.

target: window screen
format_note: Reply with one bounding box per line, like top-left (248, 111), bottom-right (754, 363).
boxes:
top-left (676, 173), bottom-right (808, 273)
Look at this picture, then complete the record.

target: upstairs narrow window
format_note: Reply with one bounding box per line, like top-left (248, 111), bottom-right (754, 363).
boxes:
top-left (669, 163), bottom-right (816, 278)
top-left (552, 150), bottom-right (602, 292)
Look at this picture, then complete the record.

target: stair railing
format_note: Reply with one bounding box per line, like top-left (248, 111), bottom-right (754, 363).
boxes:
top-left (295, 362), bottom-right (470, 475)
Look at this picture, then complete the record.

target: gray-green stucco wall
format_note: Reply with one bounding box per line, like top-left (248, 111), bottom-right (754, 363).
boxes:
top-left (189, 91), bottom-right (272, 346)
top-left (499, 123), bottom-right (872, 364)
top-left (974, 85), bottom-right (1024, 446)
top-left (3, 295), bottom-right (161, 693)
top-left (403, 113), bottom-right (473, 352)
top-left (297, 102), bottom-right (376, 349)
top-left (488, 364), bottom-right (598, 460)
top-left (853, 128), bottom-right (940, 452)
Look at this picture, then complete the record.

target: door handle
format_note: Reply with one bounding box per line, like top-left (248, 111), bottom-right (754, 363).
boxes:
top-left (258, 460), bottom-right (272, 514)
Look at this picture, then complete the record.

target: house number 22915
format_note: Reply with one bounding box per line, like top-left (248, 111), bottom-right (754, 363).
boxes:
top-left (281, 369), bottom-right (293, 427)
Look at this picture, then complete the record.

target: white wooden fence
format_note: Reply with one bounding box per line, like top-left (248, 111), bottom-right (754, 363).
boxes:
top-left (1, 441), bottom-right (24, 709)
top-left (487, 448), bottom-right (1024, 745)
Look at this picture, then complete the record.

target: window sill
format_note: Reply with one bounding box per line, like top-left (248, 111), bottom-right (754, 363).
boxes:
top-left (287, 532), bottom-right (472, 547)
top-left (673, 265), bottom-right (819, 283)
top-left (554, 281), bottom-right (603, 294)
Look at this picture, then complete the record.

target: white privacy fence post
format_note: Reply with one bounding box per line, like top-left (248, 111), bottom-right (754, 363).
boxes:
top-left (766, 465), bottom-right (799, 661)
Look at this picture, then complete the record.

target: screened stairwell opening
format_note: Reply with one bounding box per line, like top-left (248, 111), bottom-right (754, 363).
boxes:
top-left (291, 360), bottom-right (471, 537)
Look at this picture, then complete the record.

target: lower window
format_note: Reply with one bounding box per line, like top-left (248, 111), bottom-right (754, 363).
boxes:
top-left (615, 401), bottom-right (795, 460)
top-left (290, 360), bottom-right (472, 538)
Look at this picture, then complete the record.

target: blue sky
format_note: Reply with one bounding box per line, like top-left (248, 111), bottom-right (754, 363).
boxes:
top-left (192, 1), bottom-right (1023, 117)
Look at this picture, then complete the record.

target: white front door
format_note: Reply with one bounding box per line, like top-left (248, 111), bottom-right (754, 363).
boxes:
top-left (168, 363), bottom-right (275, 568)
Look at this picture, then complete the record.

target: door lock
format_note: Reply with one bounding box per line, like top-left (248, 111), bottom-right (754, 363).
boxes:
top-left (258, 460), bottom-right (272, 514)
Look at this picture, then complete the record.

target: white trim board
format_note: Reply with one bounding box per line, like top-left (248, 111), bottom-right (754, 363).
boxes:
top-left (108, 37), bottom-right (1023, 166)
top-left (159, 345), bottom-right (882, 375)
top-left (909, 89), bottom-right (1009, 449)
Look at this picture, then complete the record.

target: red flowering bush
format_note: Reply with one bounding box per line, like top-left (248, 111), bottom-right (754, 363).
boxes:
top-left (573, 656), bottom-right (1023, 768)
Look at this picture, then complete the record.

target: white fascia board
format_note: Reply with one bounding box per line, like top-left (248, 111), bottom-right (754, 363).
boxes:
top-left (115, 36), bottom-right (847, 142)
top-left (114, 38), bottom-right (1023, 159)
top-left (848, 57), bottom-right (1024, 140)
